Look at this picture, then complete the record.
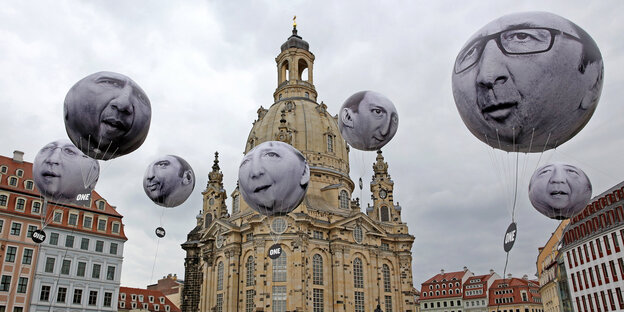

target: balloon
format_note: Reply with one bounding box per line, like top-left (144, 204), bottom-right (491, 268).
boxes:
top-left (33, 140), bottom-right (100, 206)
top-left (528, 163), bottom-right (592, 219)
top-left (64, 71), bottom-right (152, 160)
top-left (452, 12), bottom-right (603, 152)
top-left (338, 91), bottom-right (399, 151)
top-left (143, 155), bottom-right (195, 208)
top-left (238, 141), bottom-right (310, 216)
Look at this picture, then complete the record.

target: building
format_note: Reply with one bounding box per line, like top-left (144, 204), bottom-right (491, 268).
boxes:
top-left (118, 286), bottom-right (181, 312)
top-left (147, 273), bottom-right (183, 309)
top-left (419, 268), bottom-right (473, 312)
top-left (181, 24), bottom-right (416, 312)
top-left (0, 151), bottom-right (42, 312)
top-left (536, 220), bottom-right (569, 312)
top-left (559, 181), bottom-right (624, 312)
top-left (463, 271), bottom-right (500, 312)
top-left (487, 276), bottom-right (542, 312)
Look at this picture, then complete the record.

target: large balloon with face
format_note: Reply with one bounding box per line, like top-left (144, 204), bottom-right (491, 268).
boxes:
top-left (238, 141), bottom-right (310, 216)
top-left (143, 155), bottom-right (195, 208)
top-left (528, 163), bottom-right (592, 219)
top-left (33, 140), bottom-right (100, 206)
top-left (338, 91), bottom-right (399, 151)
top-left (452, 12), bottom-right (603, 152)
top-left (64, 71), bottom-right (152, 160)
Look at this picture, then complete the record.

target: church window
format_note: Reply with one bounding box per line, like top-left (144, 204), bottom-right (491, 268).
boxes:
top-left (381, 206), bottom-right (390, 222)
top-left (271, 217), bottom-right (287, 234)
top-left (233, 195), bottom-right (240, 213)
top-left (209, 198), bottom-right (214, 205)
top-left (272, 285), bottom-right (287, 312)
top-left (245, 289), bottom-right (255, 312)
top-left (217, 261), bottom-right (224, 290)
top-left (353, 225), bottom-right (363, 244)
top-left (313, 231), bottom-right (323, 239)
top-left (353, 257), bottom-right (364, 288)
top-left (246, 256), bottom-right (255, 286)
top-left (383, 264), bottom-right (391, 292)
top-left (339, 190), bottom-right (349, 210)
top-left (313, 254), bottom-right (323, 285)
top-left (273, 251), bottom-right (287, 282)
top-left (327, 135), bottom-right (333, 153)
top-left (385, 295), bottom-right (393, 312)
top-left (305, 92), bottom-right (309, 98)
top-left (216, 293), bottom-right (223, 312)
top-left (205, 213), bottom-right (212, 228)
top-left (313, 288), bottom-right (324, 312)
top-left (354, 291), bottom-right (365, 312)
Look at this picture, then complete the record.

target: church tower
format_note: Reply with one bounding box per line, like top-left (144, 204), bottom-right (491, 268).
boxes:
top-left (182, 22), bottom-right (416, 312)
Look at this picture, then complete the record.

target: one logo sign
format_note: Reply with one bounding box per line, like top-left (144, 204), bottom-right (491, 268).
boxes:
top-left (75, 193), bottom-right (91, 206)
top-left (155, 227), bottom-right (166, 238)
top-left (503, 222), bottom-right (517, 252)
top-left (32, 229), bottom-right (46, 244)
top-left (268, 243), bottom-right (282, 259)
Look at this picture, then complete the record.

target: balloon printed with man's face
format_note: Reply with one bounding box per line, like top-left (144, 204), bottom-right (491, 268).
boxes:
top-left (529, 163), bottom-right (592, 220)
top-left (238, 141), bottom-right (310, 216)
top-left (452, 12), bottom-right (603, 152)
top-left (64, 71), bottom-right (152, 160)
top-left (33, 140), bottom-right (100, 205)
top-left (143, 155), bottom-right (195, 208)
top-left (338, 91), bottom-right (399, 151)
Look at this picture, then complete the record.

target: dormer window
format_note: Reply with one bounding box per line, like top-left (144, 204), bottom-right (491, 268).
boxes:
top-left (25, 180), bottom-right (34, 190)
top-left (339, 190), bottom-right (349, 210)
top-left (16, 169), bottom-right (23, 177)
top-left (97, 200), bottom-right (105, 211)
top-left (8, 177), bottom-right (17, 186)
top-left (0, 166), bottom-right (7, 174)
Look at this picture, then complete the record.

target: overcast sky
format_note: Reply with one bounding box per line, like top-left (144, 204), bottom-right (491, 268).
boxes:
top-left (1, 1), bottom-right (623, 290)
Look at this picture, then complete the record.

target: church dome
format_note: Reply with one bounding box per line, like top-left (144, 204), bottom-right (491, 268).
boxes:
top-left (280, 27), bottom-right (309, 52)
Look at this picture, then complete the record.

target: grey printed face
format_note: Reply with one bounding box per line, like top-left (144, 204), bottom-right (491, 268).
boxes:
top-left (339, 91), bottom-right (399, 151)
top-left (452, 12), bottom-right (603, 152)
top-left (238, 141), bottom-right (310, 216)
top-left (529, 163), bottom-right (592, 219)
top-left (64, 71), bottom-right (152, 160)
top-left (33, 140), bottom-right (99, 205)
top-left (143, 155), bottom-right (195, 208)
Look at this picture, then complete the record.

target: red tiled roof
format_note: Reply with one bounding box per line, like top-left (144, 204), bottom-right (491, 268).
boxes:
top-left (489, 278), bottom-right (541, 306)
top-left (420, 270), bottom-right (470, 299)
top-left (119, 287), bottom-right (181, 312)
top-left (422, 270), bottom-right (468, 284)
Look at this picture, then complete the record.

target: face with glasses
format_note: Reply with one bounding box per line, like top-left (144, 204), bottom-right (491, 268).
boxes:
top-left (33, 140), bottom-right (100, 202)
top-left (452, 12), bottom-right (603, 152)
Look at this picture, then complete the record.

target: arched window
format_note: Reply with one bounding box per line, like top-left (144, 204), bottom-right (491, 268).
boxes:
top-left (450, 289), bottom-right (454, 294)
top-left (205, 213), bottom-right (212, 228)
top-left (382, 264), bottom-right (391, 292)
top-left (217, 261), bottom-right (224, 290)
top-left (273, 251), bottom-right (287, 282)
top-left (339, 190), bottom-right (349, 210)
top-left (246, 256), bottom-right (255, 286)
top-left (233, 195), bottom-right (240, 213)
top-left (313, 254), bottom-right (323, 285)
top-left (353, 258), bottom-right (364, 288)
top-left (327, 135), bottom-right (334, 153)
top-left (381, 206), bottom-right (390, 222)
top-left (442, 290), bottom-right (446, 295)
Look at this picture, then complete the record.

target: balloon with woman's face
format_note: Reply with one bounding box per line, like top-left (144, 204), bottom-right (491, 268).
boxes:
top-left (529, 163), bottom-right (592, 219)
top-left (143, 155), bottom-right (195, 208)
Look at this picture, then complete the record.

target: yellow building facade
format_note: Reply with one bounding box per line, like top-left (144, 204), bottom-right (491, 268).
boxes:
top-left (181, 25), bottom-right (415, 312)
top-left (536, 220), bottom-right (569, 312)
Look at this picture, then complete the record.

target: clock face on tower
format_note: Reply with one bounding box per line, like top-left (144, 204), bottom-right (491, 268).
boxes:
top-left (379, 189), bottom-right (387, 199)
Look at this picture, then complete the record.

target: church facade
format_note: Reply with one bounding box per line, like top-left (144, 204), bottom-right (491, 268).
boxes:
top-left (181, 25), bottom-right (416, 312)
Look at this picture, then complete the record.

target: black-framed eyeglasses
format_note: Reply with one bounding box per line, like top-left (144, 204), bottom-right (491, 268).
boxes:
top-left (454, 27), bottom-right (582, 74)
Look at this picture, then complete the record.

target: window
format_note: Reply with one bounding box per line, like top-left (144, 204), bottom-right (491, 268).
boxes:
top-left (131, 294), bottom-right (136, 301)
top-left (313, 231), bottom-right (323, 239)
top-left (381, 206), bottom-right (390, 222)
top-left (22, 248), bottom-right (33, 265)
top-left (98, 219), bottom-right (106, 231)
top-left (327, 135), bottom-right (334, 153)
top-left (5, 246), bottom-right (17, 262)
top-left (354, 291), bottom-right (365, 312)
top-left (271, 217), bottom-right (287, 234)
top-left (383, 264), bottom-right (391, 292)
top-left (45, 257), bottom-right (55, 273)
top-left (107, 266), bottom-right (116, 280)
top-left (57, 287), bottom-right (67, 303)
top-left (149, 295), bottom-right (154, 303)
top-left (92, 264), bottom-right (101, 279)
top-left (305, 92), bottom-right (309, 98)
top-left (313, 288), bottom-right (324, 312)
top-left (353, 225), bottom-right (363, 244)
top-left (112, 222), bottom-right (120, 234)
top-left (246, 289), bottom-right (255, 312)
top-left (104, 292), bottom-right (113, 307)
top-left (0, 276), bottom-right (10, 291)
top-left (15, 198), bottom-right (25, 211)
top-left (65, 235), bottom-right (74, 248)
top-left (83, 216), bottom-right (92, 228)
top-left (0, 220), bottom-right (3, 232)
top-left (217, 261), bottom-right (224, 290)
top-left (40, 285), bottom-right (51, 301)
top-left (53, 211), bottom-right (62, 223)
top-left (27, 225), bottom-right (36, 238)
top-left (385, 295), bottom-right (393, 312)
top-left (61, 259), bottom-right (71, 275)
top-left (31, 201), bottom-right (41, 214)
top-left (313, 254), bottom-right (323, 285)
top-left (160, 297), bottom-right (165, 304)
top-left (154, 304), bottom-right (160, 311)
top-left (0, 166), bottom-right (6, 174)
top-left (68, 213), bottom-right (78, 226)
top-left (10, 222), bottom-right (21, 235)
top-left (49, 232), bottom-right (59, 245)
top-left (95, 240), bottom-right (104, 252)
top-left (81, 238), bottom-right (89, 250)
top-left (339, 190), bottom-right (349, 209)
top-left (70, 288), bottom-right (83, 304)
top-left (233, 195), bottom-right (240, 214)
top-left (110, 243), bottom-right (118, 255)
top-left (8, 177), bottom-right (17, 186)
top-left (272, 286), bottom-right (287, 312)
top-left (273, 251), bottom-right (287, 282)
top-left (88, 290), bottom-right (98, 305)
top-left (15, 277), bottom-right (27, 294)
top-left (77, 262), bottom-right (86, 277)
top-left (16, 169), bottom-right (23, 177)
top-left (97, 201), bottom-right (105, 211)
top-left (246, 256), bottom-right (255, 286)
top-left (353, 258), bottom-right (364, 288)
top-left (25, 180), bottom-right (33, 190)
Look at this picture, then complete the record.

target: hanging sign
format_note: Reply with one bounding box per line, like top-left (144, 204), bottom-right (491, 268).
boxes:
top-left (268, 243), bottom-right (283, 259)
top-left (503, 222), bottom-right (517, 252)
top-left (155, 227), bottom-right (166, 238)
top-left (32, 229), bottom-right (46, 244)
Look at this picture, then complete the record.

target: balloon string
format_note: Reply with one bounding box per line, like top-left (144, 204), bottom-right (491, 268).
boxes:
top-left (150, 235), bottom-right (161, 284)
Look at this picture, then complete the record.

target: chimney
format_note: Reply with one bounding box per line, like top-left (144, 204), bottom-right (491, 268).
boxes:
top-left (522, 274), bottom-right (528, 280)
top-left (440, 269), bottom-right (445, 275)
top-left (507, 273), bottom-right (512, 278)
top-left (13, 150), bottom-right (24, 163)
top-left (463, 266), bottom-right (468, 272)
top-left (173, 273), bottom-right (177, 280)
top-left (490, 269), bottom-right (494, 275)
